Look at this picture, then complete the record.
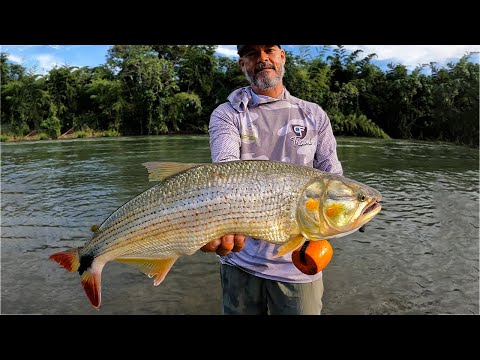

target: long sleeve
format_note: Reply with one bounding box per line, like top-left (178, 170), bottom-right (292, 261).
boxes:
top-left (313, 110), bottom-right (343, 176)
top-left (208, 106), bottom-right (242, 163)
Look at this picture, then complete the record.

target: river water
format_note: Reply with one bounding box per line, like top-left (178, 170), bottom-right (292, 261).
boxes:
top-left (1, 136), bottom-right (478, 315)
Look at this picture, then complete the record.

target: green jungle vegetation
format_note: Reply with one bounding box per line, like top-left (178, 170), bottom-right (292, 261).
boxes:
top-left (1, 45), bottom-right (478, 147)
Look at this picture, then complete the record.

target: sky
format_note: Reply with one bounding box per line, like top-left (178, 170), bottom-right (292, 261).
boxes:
top-left (1, 45), bottom-right (479, 76)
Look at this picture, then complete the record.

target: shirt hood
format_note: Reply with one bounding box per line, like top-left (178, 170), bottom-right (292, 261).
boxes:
top-left (227, 86), bottom-right (292, 113)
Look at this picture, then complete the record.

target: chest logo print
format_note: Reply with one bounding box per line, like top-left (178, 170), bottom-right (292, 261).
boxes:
top-left (292, 125), bottom-right (306, 139)
top-left (291, 124), bottom-right (313, 146)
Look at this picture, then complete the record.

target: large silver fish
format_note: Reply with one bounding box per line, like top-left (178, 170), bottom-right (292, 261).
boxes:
top-left (50, 160), bottom-right (382, 309)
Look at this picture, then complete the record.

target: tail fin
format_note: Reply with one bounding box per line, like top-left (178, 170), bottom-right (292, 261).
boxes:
top-left (49, 248), bottom-right (81, 272)
top-left (50, 248), bottom-right (103, 309)
top-left (81, 269), bottom-right (102, 309)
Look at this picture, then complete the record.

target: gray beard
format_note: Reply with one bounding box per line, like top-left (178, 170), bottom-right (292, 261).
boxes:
top-left (244, 64), bottom-right (285, 91)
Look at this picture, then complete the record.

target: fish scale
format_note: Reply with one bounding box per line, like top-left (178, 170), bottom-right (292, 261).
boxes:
top-left (83, 161), bottom-right (310, 261)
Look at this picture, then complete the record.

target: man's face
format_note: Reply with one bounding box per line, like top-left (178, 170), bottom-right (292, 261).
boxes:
top-left (239, 45), bottom-right (286, 91)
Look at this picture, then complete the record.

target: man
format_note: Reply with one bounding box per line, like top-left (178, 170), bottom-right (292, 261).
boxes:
top-left (201, 45), bottom-right (343, 315)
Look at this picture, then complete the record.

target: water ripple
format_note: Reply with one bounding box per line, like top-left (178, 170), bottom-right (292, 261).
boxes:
top-left (1, 136), bottom-right (478, 315)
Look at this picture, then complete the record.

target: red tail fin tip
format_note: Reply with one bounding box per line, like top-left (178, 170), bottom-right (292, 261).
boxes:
top-left (49, 248), bottom-right (80, 272)
top-left (81, 271), bottom-right (102, 309)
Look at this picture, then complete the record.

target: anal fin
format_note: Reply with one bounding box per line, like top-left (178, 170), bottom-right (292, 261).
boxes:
top-left (115, 257), bottom-right (179, 286)
top-left (273, 235), bottom-right (307, 258)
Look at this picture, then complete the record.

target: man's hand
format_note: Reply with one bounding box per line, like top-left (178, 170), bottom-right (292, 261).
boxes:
top-left (200, 234), bottom-right (247, 256)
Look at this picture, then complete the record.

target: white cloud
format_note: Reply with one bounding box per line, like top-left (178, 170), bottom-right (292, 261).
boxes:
top-left (214, 45), bottom-right (480, 69)
top-left (215, 45), bottom-right (238, 58)
top-left (35, 54), bottom-right (64, 73)
top-left (7, 54), bottom-right (24, 64)
top-left (3, 47), bottom-right (67, 74)
top-left (4, 44), bottom-right (478, 76)
top-left (342, 45), bottom-right (480, 70)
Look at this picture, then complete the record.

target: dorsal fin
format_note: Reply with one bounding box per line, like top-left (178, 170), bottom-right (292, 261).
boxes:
top-left (142, 162), bottom-right (202, 181)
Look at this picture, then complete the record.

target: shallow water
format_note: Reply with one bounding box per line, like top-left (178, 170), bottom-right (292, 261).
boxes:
top-left (1, 136), bottom-right (478, 315)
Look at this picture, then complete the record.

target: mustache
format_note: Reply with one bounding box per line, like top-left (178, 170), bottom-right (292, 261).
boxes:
top-left (255, 62), bottom-right (275, 72)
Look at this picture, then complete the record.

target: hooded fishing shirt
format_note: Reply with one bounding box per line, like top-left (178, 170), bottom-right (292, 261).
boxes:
top-left (209, 86), bottom-right (343, 282)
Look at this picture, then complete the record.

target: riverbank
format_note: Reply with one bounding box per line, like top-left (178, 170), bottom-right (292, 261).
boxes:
top-left (0, 129), bottom-right (120, 142)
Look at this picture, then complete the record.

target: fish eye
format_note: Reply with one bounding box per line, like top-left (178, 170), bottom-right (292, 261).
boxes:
top-left (358, 193), bottom-right (366, 202)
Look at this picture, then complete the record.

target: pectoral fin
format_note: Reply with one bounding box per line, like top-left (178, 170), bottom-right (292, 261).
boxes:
top-left (273, 235), bottom-right (307, 258)
top-left (142, 162), bottom-right (201, 181)
top-left (115, 256), bottom-right (179, 286)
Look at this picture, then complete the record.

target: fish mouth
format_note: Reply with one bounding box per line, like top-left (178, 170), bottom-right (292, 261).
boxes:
top-left (361, 200), bottom-right (382, 220)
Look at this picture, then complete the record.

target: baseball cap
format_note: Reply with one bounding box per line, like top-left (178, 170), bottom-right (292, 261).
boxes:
top-left (237, 45), bottom-right (282, 57)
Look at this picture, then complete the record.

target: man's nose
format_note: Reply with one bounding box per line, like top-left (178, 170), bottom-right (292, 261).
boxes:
top-left (257, 50), bottom-right (269, 62)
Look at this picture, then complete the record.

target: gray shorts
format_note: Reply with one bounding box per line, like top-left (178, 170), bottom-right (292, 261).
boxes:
top-left (220, 263), bottom-right (324, 315)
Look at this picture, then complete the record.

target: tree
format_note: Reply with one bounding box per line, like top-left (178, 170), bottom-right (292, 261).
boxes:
top-left (107, 45), bottom-right (179, 135)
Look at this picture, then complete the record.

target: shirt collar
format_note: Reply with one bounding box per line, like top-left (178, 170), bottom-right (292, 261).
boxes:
top-left (228, 86), bottom-right (291, 113)
top-left (248, 87), bottom-right (287, 106)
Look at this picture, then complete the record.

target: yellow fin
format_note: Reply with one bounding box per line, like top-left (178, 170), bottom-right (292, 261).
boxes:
top-left (142, 162), bottom-right (201, 181)
top-left (273, 235), bottom-right (307, 258)
top-left (115, 257), bottom-right (179, 286)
